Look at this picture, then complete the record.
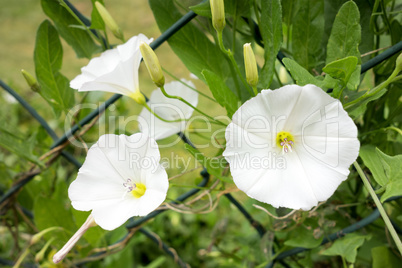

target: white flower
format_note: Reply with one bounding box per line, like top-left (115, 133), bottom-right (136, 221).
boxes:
top-left (223, 84), bottom-right (360, 210)
top-left (138, 80), bottom-right (198, 140)
top-left (68, 133), bottom-right (168, 230)
top-left (70, 34), bottom-right (153, 98)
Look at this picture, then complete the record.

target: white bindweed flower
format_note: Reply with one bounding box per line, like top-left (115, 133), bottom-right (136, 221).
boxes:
top-left (223, 84), bottom-right (359, 210)
top-left (70, 34), bottom-right (153, 99)
top-left (69, 133), bottom-right (168, 230)
top-left (138, 80), bottom-right (198, 140)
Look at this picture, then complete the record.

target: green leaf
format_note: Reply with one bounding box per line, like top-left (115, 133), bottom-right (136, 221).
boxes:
top-left (285, 226), bottom-right (323, 248)
top-left (292, 0), bottom-right (324, 72)
top-left (321, 234), bottom-right (370, 263)
top-left (326, 1), bottom-right (361, 64)
top-left (184, 144), bottom-right (231, 183)
top-left (34, 20), bottom-right (75, 116)
top-left (345, 88), bottom-right (387, 119)
top-left (323, 56), bottom-right (358, 86)
top-left (282, 58), bottom-right (324, 88)
top-left (202, 69), bottom-right (239, 118)
top-left (149, 0), bottom-right (229, 81)
top-left (346, 65), bottom-right (361, 91)
top-left (375, 148), bottom-right (402, 202)
top-left (359, 145), bottom-right (388, 186)
top-left (259, 0), bottom-right (282, 88)
top-left (372, 246), bottom-right (402, 268)
top-left (34, 180), bottom-right (78, 248)
top-left (189, 1), bottom-right (211, 17)
top-left (0, 125), bottom-right (43, 167)
top-left (41, 0), bottom-right (100, 59)
top-left (90, 0), bottom-right (105, 30)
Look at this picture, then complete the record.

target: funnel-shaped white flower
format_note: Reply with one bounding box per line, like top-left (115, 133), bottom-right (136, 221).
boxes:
top-left (138, 80), bottom-right (198, 140)
top-left (68, 133), bottom-right (168, 230)
top-left (70, 34), bottom-right (153, 98)
top-left (223, 84), bottom-right (359, 210)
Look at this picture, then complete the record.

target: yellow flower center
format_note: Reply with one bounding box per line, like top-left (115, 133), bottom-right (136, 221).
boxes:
top-left (123, 179), bottom-right (146, 198)
top-left (131, 183), bottom-right (146, 198)
top-left (276, 131), bottom-right (295, 153)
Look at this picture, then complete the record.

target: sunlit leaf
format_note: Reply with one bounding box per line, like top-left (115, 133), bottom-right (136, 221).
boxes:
top-left (34, 20), bottom-right (75, 116)
top-left (321, 234), bottom-right (370, 263)
top-left (326, 1), bottom-right (361, 64)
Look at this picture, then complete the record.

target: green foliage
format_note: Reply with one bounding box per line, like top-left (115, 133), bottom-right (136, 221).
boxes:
top-left (202, 69), bottom-right (239, 118)
top-left (90, 0), bottom-right (106, 30)
top-left (372, 246), bottom-right (401, 268)
top-left (184, 144), bottom-right (231, 183)
top-left (41, 0), bottom-right (100, 59)
top-left (282, 58), bottom-right (324, 87)
top-left (259, 0), bottom-right (282, 89)
top-left (326, 0), bottom-right (361, 64)
top-left (322, 56), bottom-right (358, 86)
top-left (33, 180), bottom-right (78, 247)
top-left (0, 125), bottom-right (43, 167)
top-left (149, 0), bottom-right (229, 81)
top-left (34, 20), bottom-right (75, 116)
top-left (292, 0), bottom-right (324, 72)
top-left (321, 234), bottom-right (371, 263)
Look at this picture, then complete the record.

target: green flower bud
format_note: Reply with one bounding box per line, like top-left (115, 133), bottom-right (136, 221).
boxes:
top-left (130, 90), bottom-right (146, 105)
top-left (21, 69), bottom-right (40, 92)
top-left (210, 0), bottom-right (226, 32)
top-left (139, 42), bottom-right (165, 87)
top-left (95, 2), bottom-right (124, 41)
top-left (30, 227), bottom-right (62, 245)
top-left (243, 43), bottom-right (258, 87)
top-left (35, 238), bottom-right (55, 263)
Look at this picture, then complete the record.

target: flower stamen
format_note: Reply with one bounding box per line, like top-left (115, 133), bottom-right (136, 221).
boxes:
top-left (276, 131), bottom-right (295, 154)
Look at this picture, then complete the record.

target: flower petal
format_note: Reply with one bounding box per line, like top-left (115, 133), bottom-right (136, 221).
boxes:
top-left (70, 34), bottom-right (153, 96)
top-left (139, 80), bottom-right (198, 140)
top-left (68, 133), bottom-right (168, 230)
top-left (223, 84), bottom-right (360, 210)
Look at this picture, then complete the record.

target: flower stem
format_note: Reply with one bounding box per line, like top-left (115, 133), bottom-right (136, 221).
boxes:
top-left (161, 67), bottom-right (217, 103)
top-left (344, 68), bottom-right (399, 109)
top-left (353, 161), bottom-right (402, 255)
top-left (143, 103), bottom-right (186, 123)
top-left (53, 214), bottom-right (97, 264)
top-left (217, 31), bottom-right (255, 96)
top-left (159, 86), bottom-right (227, 126)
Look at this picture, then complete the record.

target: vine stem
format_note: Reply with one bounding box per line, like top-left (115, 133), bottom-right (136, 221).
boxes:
top-left (353, 161), bottom-right (402, 255)
top-left (344, 68), bottom-right (400, 109)
top-left (159, 86), bottom-right (227, 126)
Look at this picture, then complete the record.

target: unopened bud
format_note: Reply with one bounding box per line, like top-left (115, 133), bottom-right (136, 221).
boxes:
top-left (211, 0), bottom-right (226, 32)
top-left (35, 238), bottom-right (55, 262)
top-left (21, 69), bottom-right (40, 92)
top-left (30, 227), bottom-right (62, 245)
top-left (130, 90), bottom-right (146, 105)
top-left (243, 43), bottom-right (258, 87)
top-left (139, 42), bottom-right (165, 87)
top-left (396, 53), bottom-right (402, 73)
top-left (95, 2), bottom-right (124, 41)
